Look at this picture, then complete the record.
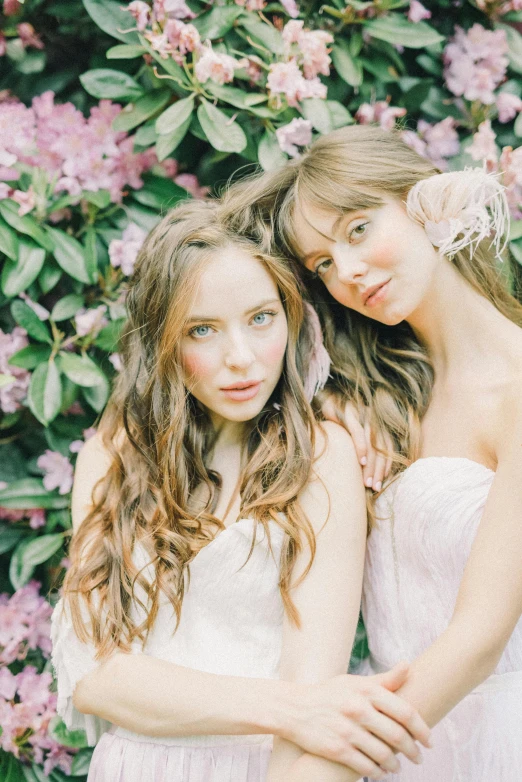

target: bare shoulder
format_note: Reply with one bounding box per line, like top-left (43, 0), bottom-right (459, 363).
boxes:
top-left (312, 420), bottom-right (359, 471)
top-left (72, 429), bottom-right (121, 533)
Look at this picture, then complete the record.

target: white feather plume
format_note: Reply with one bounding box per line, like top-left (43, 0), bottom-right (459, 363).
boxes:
top-left (406, 168), bottom-right (509, 261)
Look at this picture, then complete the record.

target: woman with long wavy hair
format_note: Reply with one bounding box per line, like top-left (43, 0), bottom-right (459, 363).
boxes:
top-left (50, 199), bottom-right (431, 782)
top-left (219, 124), bottom-right (522, 781)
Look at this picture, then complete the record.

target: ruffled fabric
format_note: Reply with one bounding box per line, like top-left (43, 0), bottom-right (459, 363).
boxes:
top-left (88, 734), bottom-right (272, 782)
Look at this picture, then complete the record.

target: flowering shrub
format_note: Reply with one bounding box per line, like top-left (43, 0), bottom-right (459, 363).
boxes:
top-left (1, 0), bottom-right (522, 777)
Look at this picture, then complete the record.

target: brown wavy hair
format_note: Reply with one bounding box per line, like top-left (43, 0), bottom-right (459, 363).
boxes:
top-left (63, 200), bottom-right (320, 659)
top-left (219, 125), bottom-right (522, 486)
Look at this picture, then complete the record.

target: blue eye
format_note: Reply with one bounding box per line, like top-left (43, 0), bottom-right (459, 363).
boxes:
top-left (190, 325), bottom-right (212, 338)
top-left (252, 311), bottom-right (275, 325)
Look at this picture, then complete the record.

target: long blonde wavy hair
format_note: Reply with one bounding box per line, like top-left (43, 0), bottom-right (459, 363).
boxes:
top-left (63, 200), bottom-right (319, 659)
top-left (219, 125), bottom-right (522, 481)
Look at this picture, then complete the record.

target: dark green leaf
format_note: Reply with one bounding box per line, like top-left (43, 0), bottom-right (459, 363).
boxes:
top-left (327, 100), bottom-right (352, 129)
top-left (193, 6), bottom-right (242, 39)
top-left (58, 352), bottom-right (106, 387)
top-left (82, 373), bottom-right (110, 411)
top-left (0, 523), bottom-right (24, 555)
top-left (155, 115), bottom-right (191, 161)
top-left (240, 16), bottom-right (284, 54)
top-left (10, 299), bottom-right (52, 343)
top-left (51, 294), bottom-right (85, 322)
top-left (28, 360), bottom-right (62, 425)
top-left (82, 0), bottom-right (140, 44)
top-left (47, 228), bottom-right (91, 284)
top-left (365, 16), bottom-right (444, 48)
top-left (0, 200), bottom-right (53, 250)
top-left (83, 190), bottom-right (111, 210)
top-left (84, 227), bottom-right (99, 284)
top-left (0, 752), bottom-right (26, 782)
top-left (70, 748), bottom-right (93, 776)
top-left (80, 68), bottom-right (144, 100)
top-left (8, 344), bottom-right (52, 369)
top-left (107, 44), bottom-right (147, 59)
top-left (207, 83), bottom-right (279, 118)
top-left (132, 174), bottom-right (187, 209)
top-left (0, 217), bottom-right (18, 260)
top-left (156, 95), bottom-right (195, 135)
top-left (0, 478), bottom-right (69, 509)
top-left (1, 240), bottom-right (46, 298)
top-left (112, 89), bottom-right (171, 133)
top-left (510, 239), bottom-right (522, 264)
top-left (10, 533), bottom-right (64, 589)
top-left (48, 716), bottom-right (89, 749)
top-left (94, 318), bottom-right (125, 351)
top-left (332, 41), bottom-right (363, 87)
top-left (498, 23), bottom-right (522, 75)
top-left (38, 261), bottom-right (62, 294)
top-left (197, 100), bottom-right (247, 153)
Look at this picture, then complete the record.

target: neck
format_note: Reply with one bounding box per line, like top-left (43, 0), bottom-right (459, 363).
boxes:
top-left (406, 260), bottom-right (508, 377)
top-left (209, 416), bottom-right (248, 450)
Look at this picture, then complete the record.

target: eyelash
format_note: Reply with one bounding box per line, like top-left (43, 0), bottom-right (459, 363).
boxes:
top-left (188, 310), bottom-right (277, 338)
top-left (311, 221), bottom-right (369, 278)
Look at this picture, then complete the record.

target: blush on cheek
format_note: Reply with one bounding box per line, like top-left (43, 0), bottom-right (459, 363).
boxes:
top-left (368, 243), bottom-right (398, 269)
top-left (181, 351), bottom-right (214, 386)
top-left (263, 333), bottom-right (288, 369)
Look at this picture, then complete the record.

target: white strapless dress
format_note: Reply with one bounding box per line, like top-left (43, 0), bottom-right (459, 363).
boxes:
top-left (362, 457), bottom-right (522, 781)
top-left (51, 519), bottom-right (285, 782)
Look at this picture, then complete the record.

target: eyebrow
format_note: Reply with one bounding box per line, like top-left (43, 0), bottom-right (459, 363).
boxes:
top-left (186, 297), bottom-right (281, 324)
top-left (301, 210), bottom-right (366, 264)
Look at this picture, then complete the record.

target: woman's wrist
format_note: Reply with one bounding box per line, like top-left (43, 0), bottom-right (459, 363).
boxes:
top-left (239, 678), bottom-right (304, 739)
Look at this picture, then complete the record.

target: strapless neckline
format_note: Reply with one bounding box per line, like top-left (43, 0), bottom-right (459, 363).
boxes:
top-left (400, 455), bottom-right (495, 478)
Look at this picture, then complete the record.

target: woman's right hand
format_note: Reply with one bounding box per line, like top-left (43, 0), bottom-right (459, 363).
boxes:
top-left (282, 662), bottom-right (431, 779)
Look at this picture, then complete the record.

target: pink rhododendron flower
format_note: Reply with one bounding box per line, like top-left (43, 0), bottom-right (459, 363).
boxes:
top-left (235, 0), bottom-right (266, 8)
top-left (109, 353), bottom-right (124, 372)
top-left (195, 45), bottom-right (243, 85)
top-left (69, 426), bottom-right (97, 454)
top-left (0, 327), bottom-right (30, 413)
top-left (17, 22), bottom-right (44, 50)
top-left (408, 0), bottom-right (431, 21)
top-left (496, 92), bottom-right (522, 123)
top-left (175, 173), bottom-right (209, 199)
top-left (281, 0), bottom-right (300, 16)
top-left (405, 117), bottom-right (461, 168)
top-left (128, 0), bottom-right (151, 31)
top-left (443, 24), bottom-right (508, 105)
top-left (468, 119), bottom-right (498, 165)
top-left (276, 118), bottom-right (313, 157)
top-left (0, 182), bottom-right (11, 199)
top-left (74, 304), bottom-right (109, 338)
top-left (109, 222), bottom-right (147, 276)
top-left (164, 19), bottom-right (201, 56)
top-left (19, 291), bottom-right (50, 321)
top-left (0, 506), bottom-right (45, 529)
top-left (37, 450), bottom-right (74, 495)
top-left (267, 60), bottom-right (327, 106)
top-left (154, 0), bottom-right (195, 20)
top-left (499, 146), bottom-right (522, 218)
top-left (282, 21), bottom-right (333, 79)
top-left (11, 186), bottom-right (36, 216)
top-left (0, 582), bottom-right (53, 665)
top-left (401, 129), bottom-right (428, 157)
top-left (356, 101), bottom-right (407, 131)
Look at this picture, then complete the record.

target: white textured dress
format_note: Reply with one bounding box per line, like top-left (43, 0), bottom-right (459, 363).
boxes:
top-left (362, 457), bottom-right (522, 782)
top-left (51, 519), bottom-right (285, 782)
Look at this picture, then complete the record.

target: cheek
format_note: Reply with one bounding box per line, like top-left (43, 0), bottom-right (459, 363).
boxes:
top-left (263, 324), bottom-right (288, 369)
top-left (181, 349), bottom-right (217, 386)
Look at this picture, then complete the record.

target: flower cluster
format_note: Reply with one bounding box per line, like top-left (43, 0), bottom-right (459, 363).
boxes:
top-left (36, 451), bottom-right (74, 496)
top-left (109, 222), bottom-right (147, 277)
top-left (443, 24), bottom-right (509, 105)
top-left (0, 0), bottom-right (44, 57)
top-left (0, 663), bottom-right (76, 774)
top-left (0, 581), bottom-right (52, 665)
top-left (402, 118), bottom-right (460, 169)
top-left (0, 326), bottom-right (30, 414)
top-left (276, 117), bottom-right (313, 157)
top-left (355, 100), bottom-right (407, 130)
top-left (0, 92), bottom-right (159, 206)
top-left (467, 120), bottom-right (522, 218)
top-left (267, 20), bottom-right (332, 106)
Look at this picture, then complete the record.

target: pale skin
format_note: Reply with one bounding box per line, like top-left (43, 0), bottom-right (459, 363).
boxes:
top-left (288, 193), bottom-right (522, 781)
top-left (71, 246), bottom-right (431, 781)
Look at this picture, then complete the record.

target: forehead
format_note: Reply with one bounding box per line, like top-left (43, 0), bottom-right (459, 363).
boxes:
top-left (188, 245), bottom-right (280, 314)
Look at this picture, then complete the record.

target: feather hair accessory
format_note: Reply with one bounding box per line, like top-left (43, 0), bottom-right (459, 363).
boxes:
top-left (406, 168), bottom-right (509, 261)
top-left (302, 301), bottom-right (331, 402)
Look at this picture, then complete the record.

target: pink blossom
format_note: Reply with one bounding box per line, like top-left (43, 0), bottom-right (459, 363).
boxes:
top-left (499, 146), bottom-right (522, 218)
top-left (0, 148), bottom-right (17, 168)
top-left (268, 60), bottom-right (326, 106)
top-left (55, 175), bottom-right (82, 197)
top-left (283, 21), bottom-right (333, 79)
top-left (19, 291), bottom-right (50, 321)
top-left (17, 22), bottom-right (44, 50)
top-left (401, 129), bottom-right (428, 157)
top-left (235, 0), bottom-right (266, 8)
top-left (175, 173), bottom-right (209, 199)
top-left (276, 118), bottom-right (313, 157)
top-left (0, 582), bottom-right (53, 664)
top-left (468, 119), bottom-right (498, 165)
top-left (74, 304), bottom-right (109, 337)
top-left (69, 426), bottom-right (97, 453)
top-left (109, 222), bottom-right (146, 276)
top-left (407, 117), bottom-right (461, 168)
top-left (496, 92), bottom-right (522, 123)
top-left (0, 327), bottom-right (30, 413)
top-left (356, 101), bottom-right (406, 130)
top-left (0, 182), bottom-right (11, 199)
top-left (3, 0), bottom-right (22, 14)
top-left (128, 0), bottom-right (151, 31)
top-left (195, 45), bottom-right (242, 85)
top-left (11, 186), bottom-right (36, 216)
top-left (164, 19), bottom-right (201, 55)
top-left (0, 504), bottom-right (45, 529)
top-left (443, 24), bottom-right (508, 105)
top-left (281, 0), bottom-right (300, 16)
top-left (37, 450), bottom-right (74, 495)
top-left (154, 0), bottom-right (195, 20)
top-left (109, 353), bottom-right (124, 372)
top-left (408, 0), bottom-right (431, 21)
top-left (0, 33), bottom-right (6, 57)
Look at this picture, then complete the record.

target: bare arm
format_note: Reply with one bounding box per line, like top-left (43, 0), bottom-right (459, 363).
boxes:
top-left (390, 399), bottom-right (522, 725)
top-left (266, 423), bottom-right (422, 782)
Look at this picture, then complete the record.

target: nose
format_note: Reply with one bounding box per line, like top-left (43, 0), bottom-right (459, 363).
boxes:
top-left (224, 329), bottom-right (256, 371)
top-left (332, 244), bottom-right (368, 284)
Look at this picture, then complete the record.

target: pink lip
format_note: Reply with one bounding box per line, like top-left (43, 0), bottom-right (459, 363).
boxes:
top-left (363, 280), bottom-right (390, 308)
top-left (220, 381), bottom-right (262, 402)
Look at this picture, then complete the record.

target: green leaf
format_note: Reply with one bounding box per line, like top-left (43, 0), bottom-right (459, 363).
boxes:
top-left (80, 68), bottom-right (144, 100)
top-left (0, 523), bottom-right (24, 555)
top-left (0, 478), bottom-right (69, 509)
top-left (361, 54), bottom-right (400, 83)
top-left (134, 121), bottom-right (158, 147)
top-left (0, 752), bottom-right (26, 782)
top-left (83, 189), bottom-right (111, 209)
top-left (1, 240), bottom-right (46, 298)
top-left (510, 239), bottom-right (522, 265)
top-left (327, 100), bottom-right (353, 129)
top-left (240, 16), bottom-right (284, 54)
top-left (112, 89), bottom-right (171, 133)
top-left (258, 131), bottom-right (287, 171)
top-left (365, 16), bottom-right (444, 48)
top-left (514, 110), bottom-right (522, 137)
top-left (83, 0), bottom-right (140, 44)
top-left (107, 43), bottom-right (147, 59)
top-left (0, 217), bottom-right (18, 260)
top-left (51, 294), bottom-right (85, 323)
top-left (206, 83), bottom-right (279, 118)
top-left (132, 173), bottom-right (187, 209)
top-left (497, 23), bottom-right (522, 75)
top-left (10, 533), bottom-right (64, 589)
top-left (10, 299), bottom-right (52, 343)
top-left (197, 100), bottom-right (247, 154)
top-left (85, 227), bottom-right (99, 284)
top-left (58, 352), bottom-right (106, 387)
top-left (28, 360), bottom-right (62, 425)
top-left (302, 98), bottom-right (332, 135)
top-left (8, 344), bottom-right (52, 369)
top-left (82, 372), bottom-right (110, 412)
top-left (69, 748), bottom-right (93, 776)
top-left (94, 318), bottom-right (125, 351)
top-left (0, 373), bottom-right (14, 388)
top-left (510, 220), bottom-right (522, 241)
top-left (48, 716), bottom-right (89, 749)
top-left (332, 41), bottom-right (363, 87)
top-left (38, 261), bottom-right (62, 294)
top-left (416, 53), bottom-right (442, 77)
top-left (155, 95), bottom-right (195, 135)
top-left (47, 227), bottom-right (91, 284)
top-left (0, 200), bottom-right (53, 250)
top-left (193, 6), bottom-right (242, 39)
top-left (155, 115), bottom-right (191, 161)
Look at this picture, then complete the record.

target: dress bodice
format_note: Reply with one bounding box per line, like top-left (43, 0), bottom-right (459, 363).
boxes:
top-left (362, 457), bottom-right (522, 674)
